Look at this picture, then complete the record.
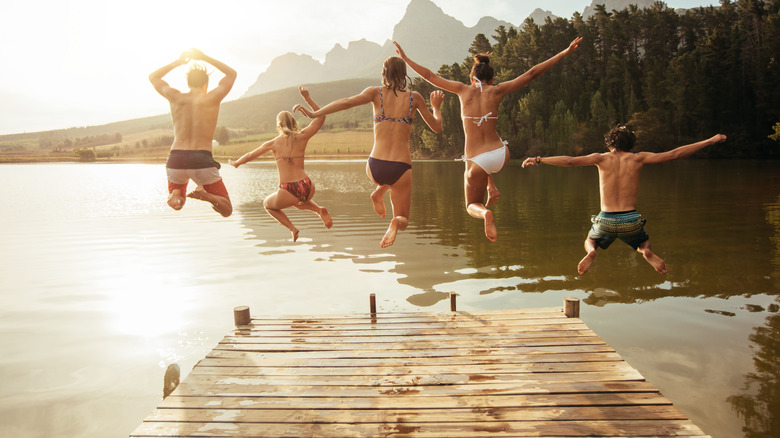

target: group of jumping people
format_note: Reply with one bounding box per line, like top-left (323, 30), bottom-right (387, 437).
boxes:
top-left (150, 40), bottom-right (726, 275)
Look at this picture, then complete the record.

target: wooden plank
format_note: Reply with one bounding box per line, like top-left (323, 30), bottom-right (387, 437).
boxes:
top-left (158, 392), bottom-right (675, 410)
top-left (142, 405), bottom-right (688, 423)
top-left (131, 419), bottom-right (705, 437)
top-left (133, 306), bottom-right (711, 437)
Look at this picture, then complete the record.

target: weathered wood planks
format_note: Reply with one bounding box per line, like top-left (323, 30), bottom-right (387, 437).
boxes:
top-left (131, 304), bottom-right (710, 437)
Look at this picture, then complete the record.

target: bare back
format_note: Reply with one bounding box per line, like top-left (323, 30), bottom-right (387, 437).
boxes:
top-left (168, 91), bottom-right (222, 151)
top-left (370, 87), bottom-right (415, 163)
top-left (457, 85), bottom-right (505, 156)
top-left (268, 133), bottom-right (310, 183)
top-left (595, 151), bottom-right (645, 212)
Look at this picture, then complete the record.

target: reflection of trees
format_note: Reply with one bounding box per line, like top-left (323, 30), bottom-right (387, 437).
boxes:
top-left (232, 161), bottom-right (780, 308)
top-left (728, 299), bottom-right (780, 438)
top-left (766, 196), bottom-right (780, 287)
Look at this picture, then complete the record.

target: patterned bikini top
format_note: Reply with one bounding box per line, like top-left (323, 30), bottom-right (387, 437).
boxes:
top-left (373, 89), bottom-right (413, 125)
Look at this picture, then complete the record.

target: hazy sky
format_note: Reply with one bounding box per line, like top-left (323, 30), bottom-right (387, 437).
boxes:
top-left (0, 0), bottom-right (716, 135)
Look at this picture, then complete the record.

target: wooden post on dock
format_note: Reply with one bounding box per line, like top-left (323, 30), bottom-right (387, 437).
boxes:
top-left (369, 293), bottom-right (377, 314)
top-left (564, 297), bottom-right (580, 318)
top-left (234, 306), bottom-right (251, 326)
top-left (450, 293), bottom-right (457, 311)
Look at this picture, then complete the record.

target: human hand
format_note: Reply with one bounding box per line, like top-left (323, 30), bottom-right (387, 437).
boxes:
top-left (430, 90), bottom-right (444, 108)
top-left (185, 48), bottom-right (206, 61)
top-left (392, 41), bottom-right (407, 59)
top-left (293, 104), bottom-right (313, 118)
top-left (228, 159), bottom-right (239, 168)
top-left (565, 37), bottom-right (583, 55)
top-left (712, 134), bottom-right (727, 143)
top-left (298, 86), bottom-right (310, 100)
top-left (521, 157), bottom-right (538, 168)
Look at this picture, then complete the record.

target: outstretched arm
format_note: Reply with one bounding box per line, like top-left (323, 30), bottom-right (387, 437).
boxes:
top-left (186, 48), bottom-right (237, 100)
top-left (229, 140), bottom-right (274, 168)
top-left (149, 53), bottom-right (188, 99)
top-left (498, 37), bottom-right (582, 96)
top-left (638, 134), bottom-right (727, 164)
top-left (293, 87), bottom-right (374, 119)
top-left (414, 90), bottom-right (445, 133)
top-left (298, 86), bottom-right (325, 137)
top-left (522, 152), bottom-right (603, 168)
top-left (393, 41), bottom-right (467, 94)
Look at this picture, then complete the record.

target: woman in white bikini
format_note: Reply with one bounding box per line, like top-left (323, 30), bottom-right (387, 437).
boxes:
top-left (394, 37), bottom-right (582, 241)
top-left (293, 57), bottom-right (444, 248)
top-left (229, 86), bottom-right (332, 242)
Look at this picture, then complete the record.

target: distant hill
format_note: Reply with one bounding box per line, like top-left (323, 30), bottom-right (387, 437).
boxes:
top-left (582, 0), bottom-right (656, 17)
top-left (0, 78), bottom-right (377, 146)
top-left (242, 0), bottom-right (514, 97)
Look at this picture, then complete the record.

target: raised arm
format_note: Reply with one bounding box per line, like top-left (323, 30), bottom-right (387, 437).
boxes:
top-left (393, 41), bottom-right (468, 94)
top-left (293, 87), bottom-right (374, 119)
top-left (637, 134), bottom-right (727, 164)
top-left (298, 86), bottom-right (325, 137)
top-left (229, 140), bottom-right (274, 168)
top-left (522, 152), bottom-right (604, 168)
top-left (414, 90), bottom-right (445, 133)
top-left (149, 53), bottom-right (188, 99)
top-left (497, 37), bottom-right (582, 96)
top-left (186, 48), bottom-right (237, 100)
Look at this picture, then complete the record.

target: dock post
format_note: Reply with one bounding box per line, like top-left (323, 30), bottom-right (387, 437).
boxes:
top-left (564, 297), bottom-right (580, 318)
top-left (450, 293), bottom-right (457, 312)
top-left (234, 306), bottom-right (251, 326)
top-left (369, 293), bottom-right (377, 314)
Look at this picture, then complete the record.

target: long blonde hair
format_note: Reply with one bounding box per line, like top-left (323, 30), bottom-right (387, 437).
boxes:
top-left (276, 111), bottom-right (299, 136)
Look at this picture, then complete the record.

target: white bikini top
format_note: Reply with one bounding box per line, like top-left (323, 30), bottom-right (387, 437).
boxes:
top-left (462, 78), bottom-right (498, 126)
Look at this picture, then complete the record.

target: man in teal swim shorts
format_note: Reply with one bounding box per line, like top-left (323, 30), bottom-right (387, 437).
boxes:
top-left (523, 125), bottom-right (726, 275)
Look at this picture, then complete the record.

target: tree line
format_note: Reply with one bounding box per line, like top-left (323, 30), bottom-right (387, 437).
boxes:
top-left (410, 0), bottom-right (780, 159)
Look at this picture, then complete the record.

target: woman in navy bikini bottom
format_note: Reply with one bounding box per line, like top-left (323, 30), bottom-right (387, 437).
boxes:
top-left (395, 37), bottom-right (582, 242)
top-left (294, 56), bottom-right (444, 247)
top-left (230, 87), bottom-right (333, 242)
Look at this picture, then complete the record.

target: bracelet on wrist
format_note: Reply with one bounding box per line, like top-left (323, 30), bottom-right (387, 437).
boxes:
top-left (536, 156), bottom-right (541, 164)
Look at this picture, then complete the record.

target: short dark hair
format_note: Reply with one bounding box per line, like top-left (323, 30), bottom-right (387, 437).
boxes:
top-left (604, 124), bottom-right (636, 151)
top-left (187, 64), bottom-right (209, 89)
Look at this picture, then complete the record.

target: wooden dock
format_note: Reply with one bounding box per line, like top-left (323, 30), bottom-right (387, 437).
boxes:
top-left (131, 297), bottom-right (710, 437)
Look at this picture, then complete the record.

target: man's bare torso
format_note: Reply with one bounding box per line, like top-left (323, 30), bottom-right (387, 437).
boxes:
top-left (596, 151), bottom-right (644, 212)
top-left (169, 91), bottom-right (220, 151)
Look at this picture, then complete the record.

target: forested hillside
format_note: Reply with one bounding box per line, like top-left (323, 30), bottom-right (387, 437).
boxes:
top-left (409, 0), bottom-right (780, 159)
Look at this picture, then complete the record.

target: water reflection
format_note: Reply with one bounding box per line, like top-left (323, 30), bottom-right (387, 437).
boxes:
top-left (728, 297), bottom-right (780, 438)
top-left (232, 160), bottom-right (780, 308)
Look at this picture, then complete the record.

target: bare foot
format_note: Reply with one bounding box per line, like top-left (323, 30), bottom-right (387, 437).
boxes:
top-left (319, 207), bottom-right (333, 229)
top-left (578, 251), bottom-right (597, 275)
top-left (380, 217), bottom-right (400, 248)
top-left (370, 188), bottom-right (386, 218)
top-left (167, 190), bottom-right (185, 210)
top-left (642, 249), bottom-right (668, 274)
top-left (484, 210), bottom-right (497, 242)
top-left (486, 186), bottom-right (500, 208)
top-left (188, 186), bottom-right (231, 217)
top-left (291, 228), bottom-right (300, 242)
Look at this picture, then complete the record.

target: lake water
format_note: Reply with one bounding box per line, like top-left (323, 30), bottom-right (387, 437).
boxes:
top-left (1, 160), bottom-right (778, 438)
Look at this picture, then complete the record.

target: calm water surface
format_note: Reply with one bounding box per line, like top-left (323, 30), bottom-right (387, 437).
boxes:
top-left (1, 160), bottom-right (778, 437)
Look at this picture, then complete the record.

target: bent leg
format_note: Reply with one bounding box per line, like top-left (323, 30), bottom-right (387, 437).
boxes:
top-left (366, 162), bottom-right (390, 217)
top-left (381, 170), bottom-right (412, 248)
top-left (296, 200), bottom-right (333, 229)
top-left (578, 238), bottom-right (598, 275)
top-left (464, 164), bottom-right (496, 242)
top-left (264, 190), bottom-right (301, 241)
top-left (187, 188), bottom-right (232, 217)
top-left (486, 174), bottom-right (500, 208)
top-left (637, 240), bottom-right (667, 274)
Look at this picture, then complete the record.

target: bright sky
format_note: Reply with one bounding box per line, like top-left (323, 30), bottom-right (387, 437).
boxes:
top-left (0, 0), bottom-right (716, 135)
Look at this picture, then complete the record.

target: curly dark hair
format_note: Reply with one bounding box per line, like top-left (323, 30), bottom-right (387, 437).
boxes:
top-left (604, 124), bottom-right (636, 151)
